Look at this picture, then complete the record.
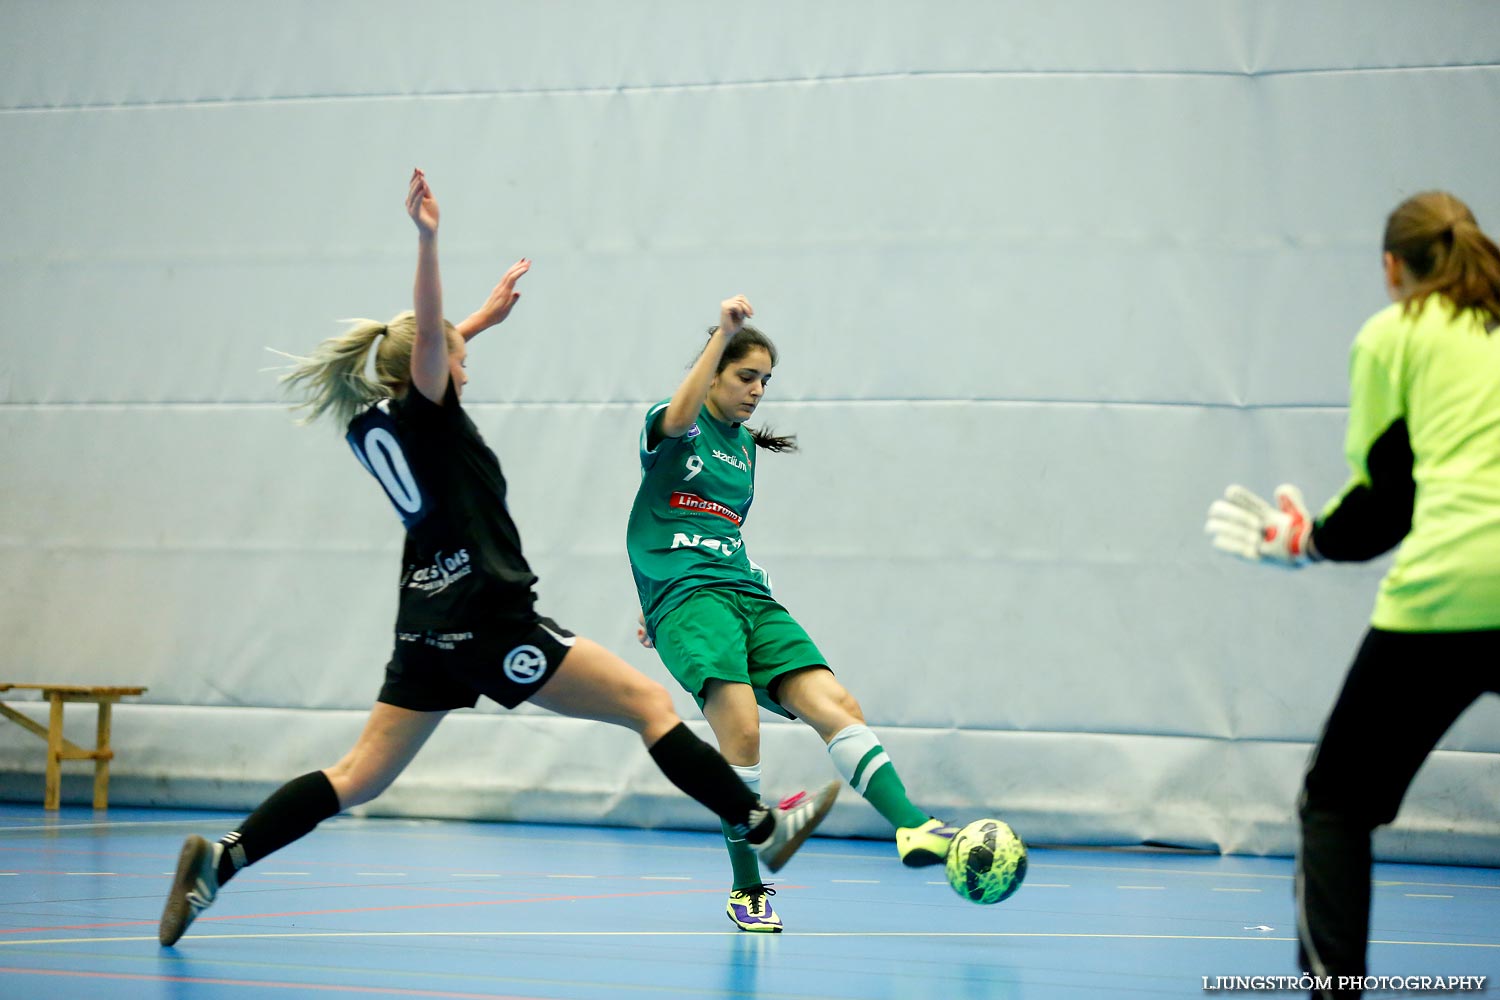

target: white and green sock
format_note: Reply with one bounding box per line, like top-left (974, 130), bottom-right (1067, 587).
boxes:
top-left (827, 724), bottom-right (927, 829)
top-left (720, 761), bottom-right (765, 891)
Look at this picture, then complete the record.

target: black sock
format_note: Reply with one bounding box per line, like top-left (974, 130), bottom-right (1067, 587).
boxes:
top-left (216, 770), bottom-right (341, 885)
top-left (647, 723), bottom-right (772, 842)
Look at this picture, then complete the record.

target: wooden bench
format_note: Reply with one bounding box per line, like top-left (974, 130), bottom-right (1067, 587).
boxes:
top-left (0, 684), bottom-right (147, 810)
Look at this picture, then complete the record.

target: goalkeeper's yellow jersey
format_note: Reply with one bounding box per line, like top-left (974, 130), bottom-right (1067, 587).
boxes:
top-left (1320, 295), bottom-right (1500, 631)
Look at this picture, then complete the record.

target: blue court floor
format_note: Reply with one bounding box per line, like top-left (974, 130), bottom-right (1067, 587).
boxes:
top-left (1, 804), bottom-right (1496, 999)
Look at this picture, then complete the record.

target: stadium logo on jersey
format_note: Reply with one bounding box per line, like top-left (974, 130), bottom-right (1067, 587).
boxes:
top-left (504, 644), bottom-right (547, 684)
top-left (712, 448), bottom-right (749, 472)
top-left (670, 492), bottom-right (744, 525)
top-left (404, 548), bottom-right (474, 594)
top-left (671, 532), bottom-right (744, 558)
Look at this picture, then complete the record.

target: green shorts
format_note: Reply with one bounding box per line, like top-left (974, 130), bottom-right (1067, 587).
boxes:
top-left (653, 588), bottom-right (828, 720)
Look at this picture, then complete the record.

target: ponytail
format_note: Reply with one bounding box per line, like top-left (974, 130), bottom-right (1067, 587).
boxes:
top-left (279, 311), bottom-right (434, 426)
top-left (749, 425), bottom-right (799, 453)
top-left (1384, 191), bottom-right (1500, 328)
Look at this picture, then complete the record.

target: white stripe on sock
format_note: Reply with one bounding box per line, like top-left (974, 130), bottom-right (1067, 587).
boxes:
top-left (827, 724), bottom-right (891, 796)
top-left (726, 761), bottom-right (762, 843)
top-left (853, 752), bottom-right (891, 795)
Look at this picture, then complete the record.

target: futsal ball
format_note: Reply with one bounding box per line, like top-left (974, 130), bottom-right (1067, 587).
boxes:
top-left (945, 818), bottom-right (1027, 904)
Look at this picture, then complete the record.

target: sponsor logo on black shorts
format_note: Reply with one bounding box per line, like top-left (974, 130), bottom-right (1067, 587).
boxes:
top-left (504, 645), bottom-right (548, 684)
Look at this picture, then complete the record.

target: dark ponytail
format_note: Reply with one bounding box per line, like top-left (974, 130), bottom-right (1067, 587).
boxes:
top-left (748, 424), bottom-right (798, 453)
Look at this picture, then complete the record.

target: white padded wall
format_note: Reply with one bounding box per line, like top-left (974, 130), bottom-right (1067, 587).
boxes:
top-left (2, 1), bottom-right (1499, 863)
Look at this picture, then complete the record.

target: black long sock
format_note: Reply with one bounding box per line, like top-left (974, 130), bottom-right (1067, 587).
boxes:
top-left (216, 770), bottom-right (341, 885)
top-left (1296, 805), bottom-right (1374, 984)
top-left (647, 723), bottom-right (772, 842)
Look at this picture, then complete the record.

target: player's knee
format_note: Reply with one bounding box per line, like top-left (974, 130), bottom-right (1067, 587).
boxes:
top-left (833, 684), bottom-right (864, 721)
top-left (633, 677), bottom-right (677, 727)
top-left (631, 681), bottom-right (685, 745)
top-left (717, 719), bottom-right (762, 762)
top-left (798, 676), bottom-right (863, 728)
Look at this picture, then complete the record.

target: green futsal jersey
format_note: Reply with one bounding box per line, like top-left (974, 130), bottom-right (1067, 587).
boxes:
top-left (628, 400), bottom-right (772, 637)
top-left (1318, 296), bottom-right (1500, 631)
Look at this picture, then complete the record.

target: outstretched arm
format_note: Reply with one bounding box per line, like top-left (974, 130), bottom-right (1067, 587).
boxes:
top-left (406, 168), bottom-right (449, 405)
top-left (1205, 483), bottom-right (1318, 566)
top-left (657, 296), bottom-right (753, 439)
top-left (456, 258), bottom-right (532, 340)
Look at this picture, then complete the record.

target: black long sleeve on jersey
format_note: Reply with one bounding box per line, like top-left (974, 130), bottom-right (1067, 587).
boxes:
top-left (1312, 419), bottom-right (1416, 562)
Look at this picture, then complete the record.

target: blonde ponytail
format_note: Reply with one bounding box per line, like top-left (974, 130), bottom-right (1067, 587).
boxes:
top-left (280, 312), bottom-right (438, 426)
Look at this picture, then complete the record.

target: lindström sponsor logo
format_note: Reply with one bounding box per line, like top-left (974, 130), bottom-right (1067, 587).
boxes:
top-left (669, 491), bottom-right (743, 525)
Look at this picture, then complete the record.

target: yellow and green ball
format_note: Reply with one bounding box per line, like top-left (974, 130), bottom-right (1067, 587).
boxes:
top-left (945, 818), bottom-right (1027, 904)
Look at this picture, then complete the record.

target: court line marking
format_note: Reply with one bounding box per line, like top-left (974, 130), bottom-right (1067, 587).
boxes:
top-left (1038, 863), bottom-right (1500, 893)
top-left (1038, 862), bottom-right (1293, 881)
top-left (6, 819), bottom-right (1498, 894)
top-left (1375, 879), bottom-right (1500, 891)
top-left (7, 817), bottom-right (1497, 893)
top-left (8, 870), bottom-right (203, 881)
top-left (4, 930), bottom-right (1497, 949)
top-left (1212, 887), bottom-right (1262, 893)
top-left (0, 818), bottom-right (238, 834)
top-left (0, 886), bottom-right (730, 935)
top-left (1404, 893), bottom-right (1455, 899)
top-left (0, 967), bottom-right (548, 999)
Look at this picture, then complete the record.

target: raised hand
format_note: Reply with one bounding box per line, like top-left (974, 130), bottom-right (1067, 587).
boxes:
top-left (456, 258), bottom-right (532, 340)
top-left (478, 258), bottom-right (531, 326)
top-left (719, 295), bottom-right (753, 338)
top-left (1205, 483), bottom-right (1314, 567)
top-left (406, 168), bottom-right (439, 236)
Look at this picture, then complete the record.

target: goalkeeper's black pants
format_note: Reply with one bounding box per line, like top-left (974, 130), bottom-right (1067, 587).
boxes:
top-left (1294, 627), bottom-right (1500, 999)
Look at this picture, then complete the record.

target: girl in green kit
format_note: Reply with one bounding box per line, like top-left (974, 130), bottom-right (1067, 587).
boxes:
top-left (627, 295), bottom-right (956, 932)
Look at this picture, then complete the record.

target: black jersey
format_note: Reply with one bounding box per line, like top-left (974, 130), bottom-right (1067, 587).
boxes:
top-left (345, 381), bottom-right (538, 630)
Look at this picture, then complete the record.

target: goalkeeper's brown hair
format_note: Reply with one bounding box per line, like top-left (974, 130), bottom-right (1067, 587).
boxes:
top-left (1383, 191), bottom-right (1500, 328)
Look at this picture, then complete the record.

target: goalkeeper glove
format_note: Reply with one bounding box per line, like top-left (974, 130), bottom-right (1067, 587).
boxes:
top-left (1205, 483), bottom-right (1316, 567)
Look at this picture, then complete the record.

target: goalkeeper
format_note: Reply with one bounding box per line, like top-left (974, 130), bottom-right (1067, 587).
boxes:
top-left (1204, 191), bottom-right (1500, 998)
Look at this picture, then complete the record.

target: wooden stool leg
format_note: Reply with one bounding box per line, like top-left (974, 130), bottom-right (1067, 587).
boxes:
top-left (93, 701), bottom-right (113, 810)
top-left (45, 694), bottom-right (64, 810)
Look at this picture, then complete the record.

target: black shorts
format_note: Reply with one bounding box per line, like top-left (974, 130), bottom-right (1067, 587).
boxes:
top-left (377, 616), bottom-right (575, 712)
